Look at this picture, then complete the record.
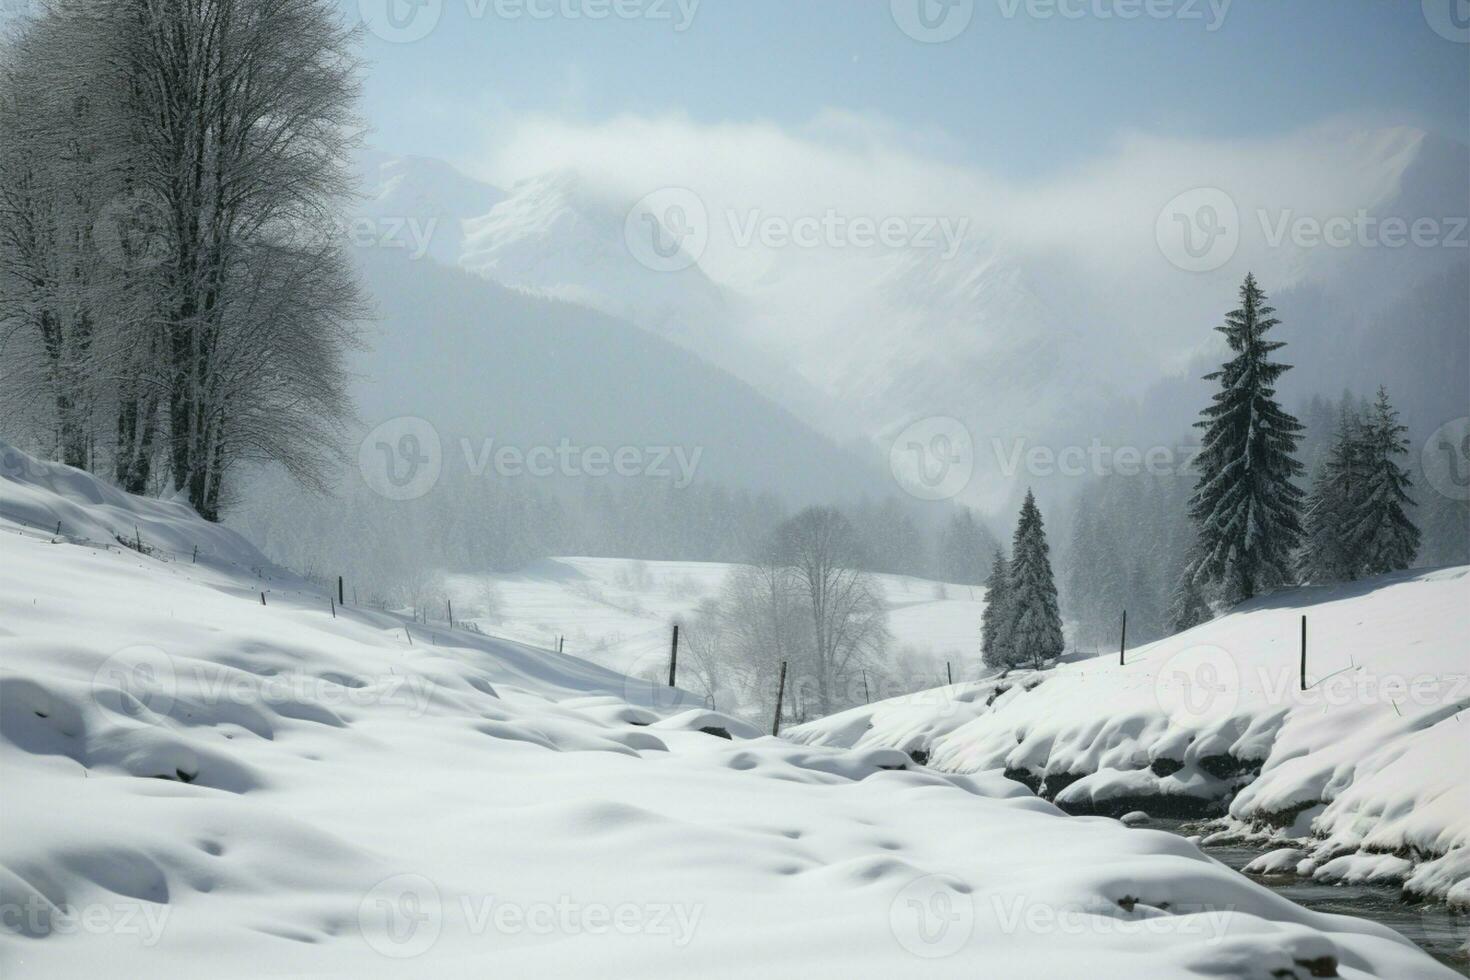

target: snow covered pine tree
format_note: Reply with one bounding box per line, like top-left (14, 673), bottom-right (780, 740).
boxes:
top-left (1186, 273), bottom-right (1305, 603)
top-left (1299, 403), bottom-right (1368, 584)
top-left (1350, 386), bottom-right (1420, 575)
top-left (1005, 490), bottom-right (1064, 669)
top-left (980, 547), bottom-right (1012, 670)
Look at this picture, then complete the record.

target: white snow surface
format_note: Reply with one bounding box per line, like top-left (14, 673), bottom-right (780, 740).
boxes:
top-left (788, 567), bottom-right (1470, 908)
top-left (0, 442), bottom-right (1459, 977)
top-left (445, 556), bottom-right (985, 718)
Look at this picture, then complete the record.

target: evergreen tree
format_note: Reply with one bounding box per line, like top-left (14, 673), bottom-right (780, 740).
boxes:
top-left (1006, 490), bottom-right (1064, 669)
top-left (1350, 386), bottom-right (1420, 575)
top-left (1166, 546), bottom-right (1213, 633)
top-left (1297, 405), bottom-right (1366, 583)
top-left (1187, 273), bottom-right (1306, 602)
top-left (980, 548), bottom-right (1012, 670)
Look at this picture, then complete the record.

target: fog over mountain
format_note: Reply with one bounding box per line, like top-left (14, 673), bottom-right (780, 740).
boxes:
top-left (355, 122), bottom-right (1468, 514)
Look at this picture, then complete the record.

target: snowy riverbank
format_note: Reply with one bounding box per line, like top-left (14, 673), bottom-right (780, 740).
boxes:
top-left (788, 567), bottom-right (1470, 910)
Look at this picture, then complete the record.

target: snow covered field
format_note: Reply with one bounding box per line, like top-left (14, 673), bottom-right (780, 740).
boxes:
top-left (443, 557), bottom-right (987, 715)
top-left (788, 568), bottom-right (1470, 916)
top-left (2, 443), bottom-right (1463, 978)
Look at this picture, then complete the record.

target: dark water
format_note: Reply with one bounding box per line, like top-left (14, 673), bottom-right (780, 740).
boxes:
top-left (1150, 818), bottom-right (1469, 976)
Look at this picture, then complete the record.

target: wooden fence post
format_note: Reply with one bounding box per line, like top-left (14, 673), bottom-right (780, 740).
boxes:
top-left (1300, 615), bottom-right (1307, 692)
top-left (338, 576), bottom-right (344, 605)
top-left (947, 661), bottom-right (953, 685)
top-left (772, 661), bottom-right (788, 736)
top-left (330, 596), bottom-right (336, 618)
top-left (260, 592), bottom-right (266, 606)
top-left (667, 624), bottom-right (679, 687)
top-left (862, 669), bottom-right (870, 704)
top-left (1119, 609), bottom-right (1128, 666)
top-left (447, 599), bottom-right (453, 628)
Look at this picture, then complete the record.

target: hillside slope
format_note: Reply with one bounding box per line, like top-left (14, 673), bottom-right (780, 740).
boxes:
top-left (0, 443), bottom-right (1458, 978)
top-left (788, 570), bottom-right (1470, 908)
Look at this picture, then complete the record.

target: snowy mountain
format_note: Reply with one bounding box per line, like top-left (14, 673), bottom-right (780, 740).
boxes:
top-left (1, 443), bottom-right (1459, 978)
top-left (355, 128), bottom-right (1467, 506)
top-left (351, 246), bottom-right (892, 505)
top-left (788, 566), bottom-right (1470, 911)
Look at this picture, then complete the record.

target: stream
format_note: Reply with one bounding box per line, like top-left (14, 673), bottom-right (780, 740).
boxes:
top-left (1149, 818), bottom-right (1469, 976)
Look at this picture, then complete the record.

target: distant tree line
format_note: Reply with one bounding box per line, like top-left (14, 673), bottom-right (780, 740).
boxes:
top-left (1060, 273), bottom-right (1459, 650)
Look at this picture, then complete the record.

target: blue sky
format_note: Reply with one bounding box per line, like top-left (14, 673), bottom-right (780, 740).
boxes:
top-left (353, 0), bottom-right (1469, 176)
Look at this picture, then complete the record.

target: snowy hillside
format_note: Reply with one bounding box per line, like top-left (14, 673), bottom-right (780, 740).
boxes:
top-left (442, 556), bottom-right (988, 717)
top-left (2, 443), bottom-right (1461, 978)
top-left (788, 569), bottom-right (1470, 909)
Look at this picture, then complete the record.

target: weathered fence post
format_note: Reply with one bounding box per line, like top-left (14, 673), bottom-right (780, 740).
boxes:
top-left (447, 599), bottom-right (453, 628)
top-left (772, 661), bottom-right (789, 736)
top-left (260, 592), bottom-right (266, 606)
top-left (862, 669), bottom-right (870, 704)
top-left (1300, 614), bottom-right (1307, 692)
top-left (338, 576), bottom-right (344, 605)
top-left (667, 624), bottom-right (679, 687)
top-left (947, 661), bottom-right (953, 685)
top-left (1119, 609), bottom-right (1128, 666)
top-left (191, 544), bottom-right (198, 563)
top-left (330, 596), bottom-right (336, 618)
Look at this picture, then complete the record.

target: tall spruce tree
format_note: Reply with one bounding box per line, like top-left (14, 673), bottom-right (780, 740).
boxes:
top-left (980, 548), bottom-right (1012, 670)
top-left (1298, 404), bottom-right (1367, 583)
top-left (1187, 273), bottom-right (1305, 602)
top-left (1006, 491), bottom-right (1064, 669)
top-left (1350, 386), bottom-right (1420, 575)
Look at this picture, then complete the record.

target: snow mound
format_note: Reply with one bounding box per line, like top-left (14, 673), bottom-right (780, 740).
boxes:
top-left (0, 445), bottom-right (1459, 977)
top-left (788, 569), bottom-right (1470, 904)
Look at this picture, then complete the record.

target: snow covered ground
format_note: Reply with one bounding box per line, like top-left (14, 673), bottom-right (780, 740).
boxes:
top-left (788, 568), bottom-right (1470, 915)
top-left (1, 442), bottom-right (1461, 978)
top-left (443, 557), bottom-right (987, 717)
